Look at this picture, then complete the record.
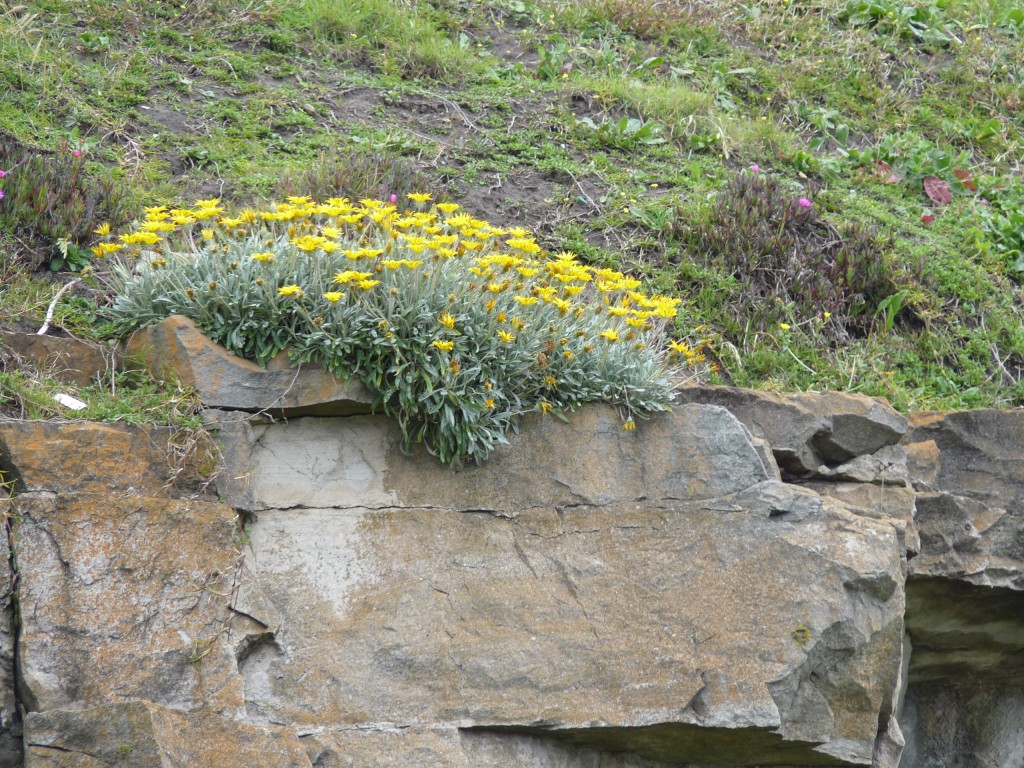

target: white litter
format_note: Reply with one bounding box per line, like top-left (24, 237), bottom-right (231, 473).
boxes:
top-left (53, 393), bottom-right (87, 411)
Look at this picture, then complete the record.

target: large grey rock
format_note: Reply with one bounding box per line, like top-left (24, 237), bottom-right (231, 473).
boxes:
top-left (674, 386), bottom-right (908, 478)
top-left (24, 700), bottom-right (312, 767)
top-left (12, 492), bottom-right (248, 715)
top-left (237, 478), bottom-right (906, 766)
top-left (127, 315), bottom-right (374, 415)
top-left (211, 404), bottom-right (777, 513)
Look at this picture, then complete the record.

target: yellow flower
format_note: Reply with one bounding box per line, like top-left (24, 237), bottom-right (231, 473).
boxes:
top-left (622, 420), bottom-right (637, 431)
top-left (497, 330), bottom-right (516, 343)
top-left (94, 223), bottom-right (111, 236)
top-left (436, 202), bottom-right (460, 213)
top-left (323, 292), bottom-right (344, 302)
top-left (321, 226), bottom-right (342, 239)
top-left (823, 311), bottom-right (832, 320)
top-left (407, 192), bottom-right (433, 203)
top-left (292, 235), bottom-right (327, 252)
top-left (251, 252), bottom-right (275, 263)
top-left (779, 323), bottom-right (791, 330)
top-left (514, 296), bottom-right (539, 306)
top-left (357, 279), bottom-right (380, 290)
top-left (538, 401), bottom-right (551, 415)
top-left (600, 329), bottom-right (619, 342)
top-left (334, 270), bottom-right (373, 284)
top-left (201, 229), bottom-right (215, 241)
top-left (278, 285), bottom-right (304, 298)
top-left (118, 231), bottom-right (162, 245)
top-left (439, 311), bottom-right (457, 329)
top-left (432, 340), bottom-right (454, 351)
top-left (485, 397), bottom-right (495, 409)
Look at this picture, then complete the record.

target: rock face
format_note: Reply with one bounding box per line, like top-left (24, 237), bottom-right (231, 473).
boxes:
top-left (0, 360), bottom-right (1021, 767)
top-left (221, 404), bottom-right (906, 767)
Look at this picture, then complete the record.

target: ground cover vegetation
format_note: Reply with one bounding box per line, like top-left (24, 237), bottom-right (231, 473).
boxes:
top-left (1, 0), bottom-right (1022, 439)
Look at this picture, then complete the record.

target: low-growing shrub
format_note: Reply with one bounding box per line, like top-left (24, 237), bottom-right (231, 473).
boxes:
top-left (0, 135), bottom-right (133, 270)
top-left (102, 195), bottom-right (691, 465)
top-left (677, 171), bottom-right (896, 335)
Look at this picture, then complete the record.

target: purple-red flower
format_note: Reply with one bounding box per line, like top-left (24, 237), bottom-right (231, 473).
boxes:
top-left (0, 170), bottom-right (6, 178)
top-left (751, 164), bottom-right (760, 173)
top-left (72, 149), bottom-right (83, 158)
top-left (798, 197), bottom-right (812, 208)
top-left (0, 190), bottom-right (5, 201)
top-left (389, 193), bottom-right (398, 203)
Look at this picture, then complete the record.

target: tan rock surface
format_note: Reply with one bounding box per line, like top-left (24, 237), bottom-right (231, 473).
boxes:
top-left (0, 419), bottom-right (211, 497)
top-left (13, 492), bottom-right (245, 715)
top-left (0, 331), bottom-right (112, 386)
top-left (24, 700), bottom-right (312, 768)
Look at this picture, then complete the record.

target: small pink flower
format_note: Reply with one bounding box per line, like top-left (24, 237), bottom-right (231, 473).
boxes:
top-left (389, 193), bottom-right (398, 203)
top-left (0, 190), bottom-right (5, 201)
top-left (798, 197), bottom-right (812, 208)
top-left (72, 149), bottom-right (83, 157)
top-left (751, 164), bottom-right (760, 173)
top-left (0, 170), bottom-right (6, 178)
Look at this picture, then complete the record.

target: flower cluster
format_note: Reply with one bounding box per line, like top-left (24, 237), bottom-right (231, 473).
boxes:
top-left (103, 194), bottom-right (695, 464)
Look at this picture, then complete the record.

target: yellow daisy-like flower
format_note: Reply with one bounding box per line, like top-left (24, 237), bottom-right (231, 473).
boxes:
top-left (357, 279), bottom-right (380, 290)
top-left (432, 339), bottom-right (454, 351)
top-left (323, 292), bottom-right (345, 302)
top-left (538, 401), bottom-right (551, 415)
top-left (278, 285), bottom-right (304, 298)
top-left (497, 330), bottom-right (516, 343)
top-left (436, 202), bottom-right (460, 214)
top-left (779, 322), bottom-right (791, 330)
top-left (439, 311), bottom-right (457, 329)
top-left (251, 252), bottom-right (275, 263)
top-left (334, 270), bottom-right (373, 284)
top-left (321, 225), bottom-right (342, 239)
top-left (94, 223), bottom-right (111, 236)
top-left (119, 231), bottom-right (162, 245)
top-left (407, 192), bottom-right (433, 203)
top-left (514, 296), bottom-right (539, 306)
top-left (600, 329), bottom-right (619, 342)
top-left (201, 229), bottom-right (215, 241)
top-left (622, 420), bottom-right (637, 431)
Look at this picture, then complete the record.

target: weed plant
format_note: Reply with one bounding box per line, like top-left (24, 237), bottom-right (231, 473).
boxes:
top-left (678, 171), bottom-right (897, 335)
top-left (0, 136), bottom-right (133, 270)
top-left (102, 196), bottom-right (694, 465)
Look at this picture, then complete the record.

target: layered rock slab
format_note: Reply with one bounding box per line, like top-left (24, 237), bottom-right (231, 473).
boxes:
top-left (213, 404), bottom-right (776, 513)
top-left (12, 492), bottom-right (246, 715)
top-left (0, 419), bottom-right (213, 497)
top-left (127, 315), bottom-right (374, 416)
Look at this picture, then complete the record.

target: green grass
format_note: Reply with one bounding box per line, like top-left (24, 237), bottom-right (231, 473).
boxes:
top-left (0, 0), bottom-right (1022, 414)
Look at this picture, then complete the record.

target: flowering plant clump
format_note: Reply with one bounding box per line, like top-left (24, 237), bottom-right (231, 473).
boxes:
top-left (102, 194), bottom-right (694, 465)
